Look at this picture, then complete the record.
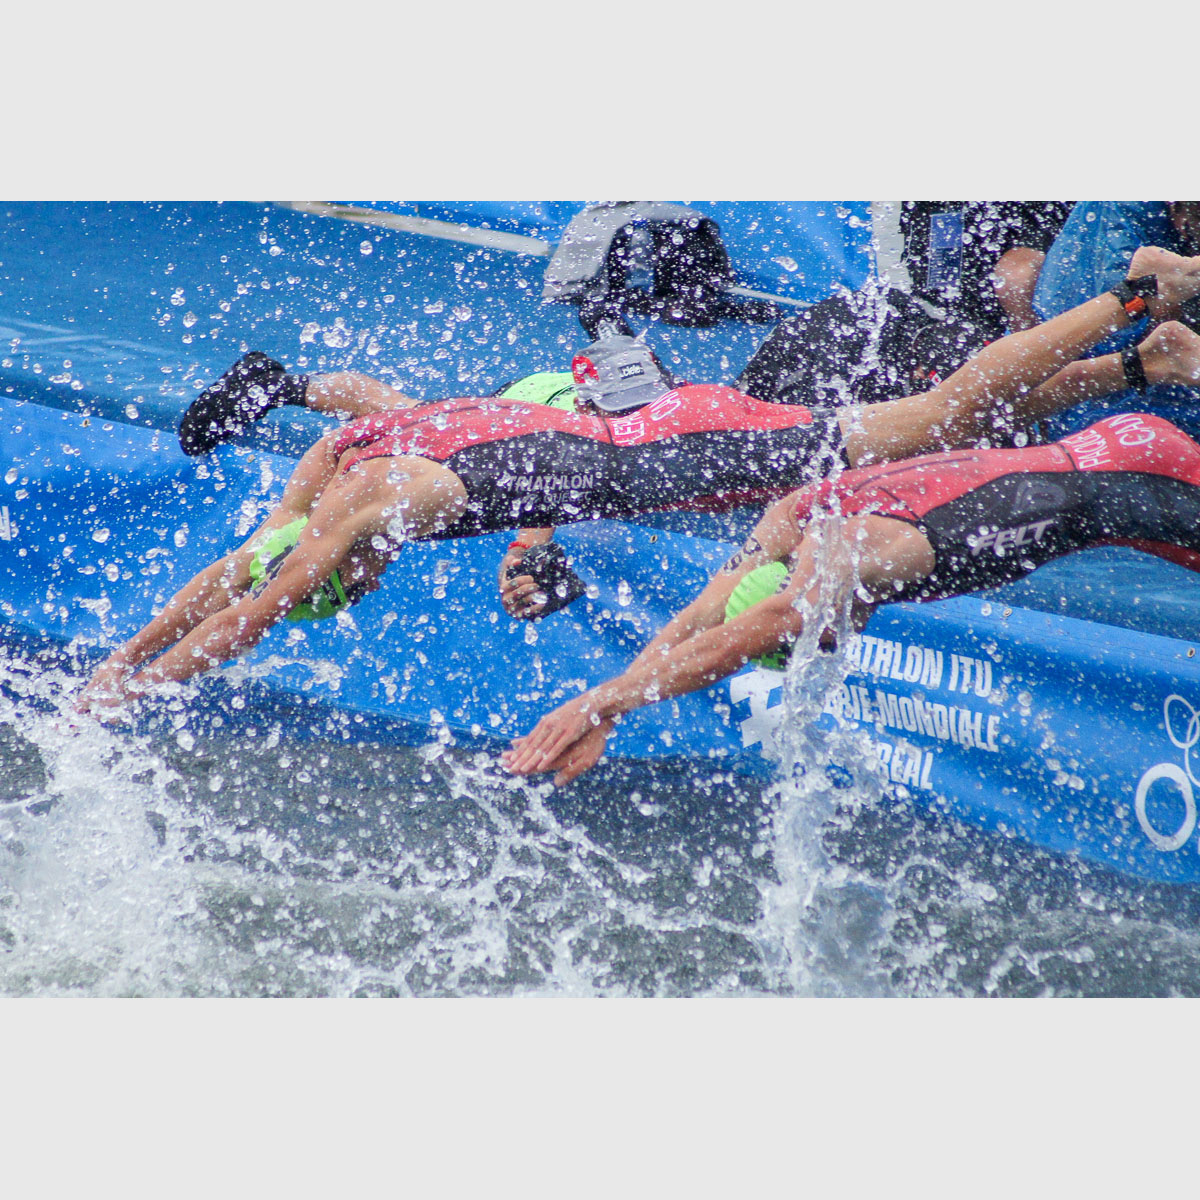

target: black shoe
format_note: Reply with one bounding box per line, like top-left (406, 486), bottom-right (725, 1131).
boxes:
top-left (179, 352), bottom-right (300, 455)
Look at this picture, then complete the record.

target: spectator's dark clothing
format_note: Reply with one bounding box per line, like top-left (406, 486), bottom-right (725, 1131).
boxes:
top-left (738, 202), bottom-right (1073, 409)
top-left (900, 201), bottom-right (1072, 334)
top-left (1032, 202), bottom-right (1200, 441)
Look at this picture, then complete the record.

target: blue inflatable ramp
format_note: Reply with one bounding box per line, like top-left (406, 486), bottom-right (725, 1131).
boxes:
top-left (4, 201), bottom-right (1200, 886)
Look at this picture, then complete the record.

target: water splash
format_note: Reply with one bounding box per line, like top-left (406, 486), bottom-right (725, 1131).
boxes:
top-left (0, 655), bottom-right (210, 995)
top-left (6, 631), bottom-right (1200, 998)
top-left (0, 642), bottom-right (777, 996)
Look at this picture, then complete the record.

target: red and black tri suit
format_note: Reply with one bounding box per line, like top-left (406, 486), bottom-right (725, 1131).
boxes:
top-left (791, 413), bottom-right (1200, 601)
top-left (332, 385), bottom-right (844, 538)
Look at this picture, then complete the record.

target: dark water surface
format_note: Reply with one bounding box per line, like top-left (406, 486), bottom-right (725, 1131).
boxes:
top-left (3, 641), bottom-right (1200, 999)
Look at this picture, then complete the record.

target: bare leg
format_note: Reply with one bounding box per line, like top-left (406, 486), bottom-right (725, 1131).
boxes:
top-left (846, 292), bottom-right (1133, 464)
top-left (304, 371), bottom-right (420, 420)
top-left (180, 357), bottom-right (423, 455)
top-left (845, 253), bottom-right (1200, 466)
top-left (1006, 355), bottom-right (1126, 424)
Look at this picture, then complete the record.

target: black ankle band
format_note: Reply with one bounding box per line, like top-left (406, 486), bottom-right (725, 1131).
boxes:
top-left (280, 373), bottom-right (309, 406)
top-left (1121, 343), bottom-right (1149, 393)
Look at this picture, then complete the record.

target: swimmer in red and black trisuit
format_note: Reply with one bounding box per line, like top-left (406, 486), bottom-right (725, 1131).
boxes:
top-left (77, 247), bottom-right (1200, 716)
top-left (505, 408), bottom-right (1200, 785)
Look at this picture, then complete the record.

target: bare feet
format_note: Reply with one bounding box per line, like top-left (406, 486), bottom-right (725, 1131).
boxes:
top-left (1139, 321), bottom-right (1200, 389)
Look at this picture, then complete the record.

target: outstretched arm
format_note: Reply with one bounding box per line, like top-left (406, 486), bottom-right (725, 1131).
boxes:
top-left (118, 495), bottom-right (379, 697)
top-left (78, 433), bottom-right (346, 712)
top-left (504, 513), bottom-right (935, 785)
top-left (81, 454), bottom-right (466, 711)
top-left (503, 498), bottom-right (811, 784)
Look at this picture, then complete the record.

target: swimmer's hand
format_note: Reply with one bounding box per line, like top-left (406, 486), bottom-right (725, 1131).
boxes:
top-left (501, 542), bottom-right (587, 620)
top-left (499, 530), bottom-right (574, 620)
top-left (498, 541), bottom-right (549, 620)
top-left (75, 662), bottom-right (139, 722)
top-left (1129, 246), bottom-right (1200, 315)
top-left (503, 695), bottom-right (615, 786)
top-left (500, 565), bottom-right (551, 620)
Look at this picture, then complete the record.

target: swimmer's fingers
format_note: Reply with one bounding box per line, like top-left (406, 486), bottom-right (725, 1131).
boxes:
top-left (550, 721), bottom-right (613, 786)
top-left (500, 574), bottom-right (548, 619)
top-left (506, 716), bottom-right (612, 785)
top-left (74, 686), bottom-right (134, 723)
top-left (87, 702), bottom-right (135, 726)
top-left (498, 548), bottom-right (527, 590)
top-left (75, 661), bottom-right (151, 723)
top-left (75, 666), bottom-right (129, 716)
top-left (505, 713), bottom-right (580, 771)
top-left (505, 699), bottom-right (604, 774)
top-left (501, 573), bottom-right (538, 598)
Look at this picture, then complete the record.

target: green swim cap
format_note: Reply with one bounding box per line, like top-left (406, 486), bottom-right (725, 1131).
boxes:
top-left (248, 516), bottom-right (349, 622)
top-left (497, 371), bottom-right (578, 411)
top-left (724, 561), bottom-right (791, 670)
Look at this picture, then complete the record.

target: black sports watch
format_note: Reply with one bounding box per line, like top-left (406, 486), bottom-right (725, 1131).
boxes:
top-left (1120, 343), bottom-right (1149, 392)
top-left (1109, 274), bottom-right (1158, 321)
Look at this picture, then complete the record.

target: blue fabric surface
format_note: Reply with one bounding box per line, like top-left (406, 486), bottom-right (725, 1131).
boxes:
top-left (6, 201), bottom-right (1200, 880)
top-left (1033, 201), bottom-right (1200, 438)
top-left (342, 200), bottom-right (874, 303)
top-left (0, 201), bottom-right (872, 460)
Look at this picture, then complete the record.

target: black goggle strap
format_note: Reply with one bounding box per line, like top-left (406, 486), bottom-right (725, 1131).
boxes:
top-left (251, 544), bottom-right (348, 611)
top-left (322, 569), bottom-right (349, 610)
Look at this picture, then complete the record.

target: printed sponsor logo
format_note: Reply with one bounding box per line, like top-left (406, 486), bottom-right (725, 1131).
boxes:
top-left (1063, 413), bottom-right (1157, 469)
top-left (496, 471), bottom-right (596, 518)
top-left (609, 391), bottom-right (681, 444)
top-left (0, 506), bottom-right (15, 541)
top-left (647, 392), bottom-right (681, 420)
top-left (496, 471), bottom-right (595, 494)
top-left (618, 362), bottom-right (645, 379)
top-left (1135, 693), bottom-right (1200, 852)
top-left (729, 669), bottom-right (938, 788)
top-left (966, 519), bottom-right (1054, 556)
top-left (1063, 427), bottom-right (1110, 469)
top-left (610, 414), bottom-right (645, 444)
top-left (826, 683), bottom-right (1000, 753)
top-left (1010, 478), bottom-right (1067, 517)
top-left (572, 354), bottom-right (599, 385)
top-left (729, 669), bottom-right (785, 752)
top-left (846, 634), bottom-right (993, 697)
top-left (1108, 412), bottom-right (1157, 447)
top-left (728, 633), bottom-right (1002, 785)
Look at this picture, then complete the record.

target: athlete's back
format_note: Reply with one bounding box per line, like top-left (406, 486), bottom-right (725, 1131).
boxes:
top-left (791, 414), bottom-right (1200, 599)
top-left (332, 386), bottom-right (844, 536)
